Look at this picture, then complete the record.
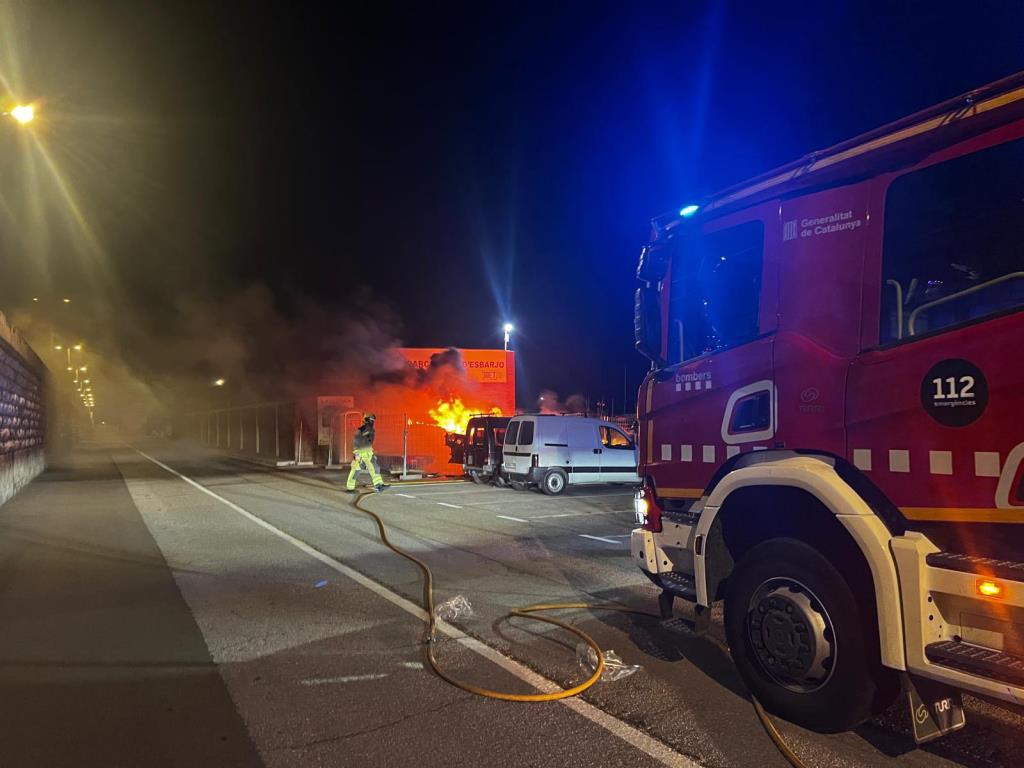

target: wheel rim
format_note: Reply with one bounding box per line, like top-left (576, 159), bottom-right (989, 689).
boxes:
top-left (546, 473), bottom-right (564, 492)
top-left (746, 577), bottom-right (836, 693)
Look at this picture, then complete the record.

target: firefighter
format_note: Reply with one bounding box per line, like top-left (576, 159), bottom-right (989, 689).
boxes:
top-left (346, 413), bottom-right (386, 493)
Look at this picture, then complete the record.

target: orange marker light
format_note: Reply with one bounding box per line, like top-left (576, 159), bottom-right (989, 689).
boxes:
top-left (976, 579), bottom-right (1004, 599)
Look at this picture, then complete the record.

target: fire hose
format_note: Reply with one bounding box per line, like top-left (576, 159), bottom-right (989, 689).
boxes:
top-left (348, 489), bottom-right (807, 767)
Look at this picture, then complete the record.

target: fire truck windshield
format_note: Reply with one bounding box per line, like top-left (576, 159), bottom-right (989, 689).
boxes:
top-left (666, 221), bottom-right (765, 364)
top-left (881, 135), bottom-right (1024, 343)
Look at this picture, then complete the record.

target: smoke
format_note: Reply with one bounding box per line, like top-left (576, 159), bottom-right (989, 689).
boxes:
top-left (537, 389), bottom-right (587, 414)
top-left (6, 282), bottom-right (416, 434)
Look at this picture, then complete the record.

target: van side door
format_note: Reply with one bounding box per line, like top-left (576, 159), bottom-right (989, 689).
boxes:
top-left (599, 425), bottom-right (639, 482)
top-left (566, 420), bottom-right (601, 484)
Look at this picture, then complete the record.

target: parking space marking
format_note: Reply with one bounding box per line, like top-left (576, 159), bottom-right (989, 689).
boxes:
top-left (436, 502), bottom-right (463, 509)
top-left (395, 493), bottom-right (417, 499)
top-left (468, 493), bottom-right (633, 505)
top-left (301, 673), bottom-right (389, 685)
top-left (496, 515), bottom-right (530, 523)
top-left (579, 534), bottom-right (622, 545)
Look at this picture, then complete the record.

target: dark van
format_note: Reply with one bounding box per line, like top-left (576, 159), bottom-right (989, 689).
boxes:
top-left (463, 416), bottom-right (510, 484)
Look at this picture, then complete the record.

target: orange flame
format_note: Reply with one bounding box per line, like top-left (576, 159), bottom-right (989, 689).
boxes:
top-left (429, 396), bottom-right (501, 434)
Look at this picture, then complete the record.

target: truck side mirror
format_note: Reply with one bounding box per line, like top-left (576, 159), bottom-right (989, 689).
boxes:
top-left (634, 286), bottom-right (665, 367)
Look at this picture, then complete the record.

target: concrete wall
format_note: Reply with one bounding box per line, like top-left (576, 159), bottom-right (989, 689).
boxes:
top-left (0, 310), bottom-right (46, 507)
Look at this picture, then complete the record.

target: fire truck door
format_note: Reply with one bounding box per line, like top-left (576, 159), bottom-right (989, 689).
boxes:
top-left (848, 146), bottom-right (1024, 519)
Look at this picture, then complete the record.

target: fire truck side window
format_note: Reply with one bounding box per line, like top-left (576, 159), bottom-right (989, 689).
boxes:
top-left (881, 135), bottom-right (1024, 343)
top-left (667, 220), bottom-right (765, 363)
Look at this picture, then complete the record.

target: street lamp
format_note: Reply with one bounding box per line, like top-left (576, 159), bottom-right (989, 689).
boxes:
top-left (503, 323), bottom-right (514, 351)
top-left (213, 378), bottom-right (226, 387)
top-left (8, 105), bottom-right (34, 124)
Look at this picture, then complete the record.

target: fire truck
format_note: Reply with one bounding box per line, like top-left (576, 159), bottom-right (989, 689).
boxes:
top-left (631, 72), bottom-right (1024, 740)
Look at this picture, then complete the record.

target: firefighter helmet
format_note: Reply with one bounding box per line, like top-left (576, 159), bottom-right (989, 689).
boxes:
top-left (363, 412), bottom-right (376, 422)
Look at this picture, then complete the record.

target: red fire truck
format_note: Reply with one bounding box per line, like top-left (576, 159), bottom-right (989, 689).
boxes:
top-left (632, 72), bottom-right (1024, 740)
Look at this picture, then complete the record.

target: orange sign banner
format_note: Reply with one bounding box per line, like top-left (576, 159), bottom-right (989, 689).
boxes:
top-left (399, 348), bottom-right (509, 384)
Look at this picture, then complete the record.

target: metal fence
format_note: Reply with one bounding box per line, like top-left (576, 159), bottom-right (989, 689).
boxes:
top-left (192, 402), bottom-right (306, 465)
top-left (188, 403), bottom-right (457, 475)
top-left (327, 411), bottom-right (454, 475)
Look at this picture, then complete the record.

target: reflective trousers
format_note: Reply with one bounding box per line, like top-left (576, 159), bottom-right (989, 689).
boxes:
top-left (346, 447), bottom-right (383, 489)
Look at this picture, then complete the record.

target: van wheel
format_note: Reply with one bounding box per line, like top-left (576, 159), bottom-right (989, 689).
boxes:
top-left (511, 480), bottom-right (527, 491)
top-left (724, 537), bottom-right (897, 733)
top-left (542, 468), bottom-right (567, 496)
top-left (469, 471), bottom-right (485, 485)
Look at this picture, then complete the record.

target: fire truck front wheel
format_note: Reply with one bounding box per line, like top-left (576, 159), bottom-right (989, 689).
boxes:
top-left (724, 537), bottom-right (893, 733)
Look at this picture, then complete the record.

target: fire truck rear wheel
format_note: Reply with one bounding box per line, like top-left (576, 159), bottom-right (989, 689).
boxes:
top-left (541, 468), bottom-right (567, 495)
top-left (724, 537), bottom-right (893, 733)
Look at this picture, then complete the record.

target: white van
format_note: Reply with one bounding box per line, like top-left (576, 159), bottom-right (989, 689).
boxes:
top-left (501, 415), bottom-right (639, 495)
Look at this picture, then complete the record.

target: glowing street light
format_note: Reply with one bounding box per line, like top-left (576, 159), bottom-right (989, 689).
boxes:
top-left (503, 323), bottom-right (514, 351)
top-left (62, 298), bottom-right (71, 303)
top-left (73, 343), bottom-right (83, 351)
top-left (9, 105), bottom-right (34, 124)
top-left (213, 378), bottom-right (226, 387)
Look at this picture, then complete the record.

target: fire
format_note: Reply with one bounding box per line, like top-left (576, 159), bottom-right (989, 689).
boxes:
top-left (430, 396), bottom-right (501, 434)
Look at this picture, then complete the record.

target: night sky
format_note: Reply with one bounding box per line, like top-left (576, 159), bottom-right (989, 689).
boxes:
top-left (1, 2), bottom-right (1022, 416)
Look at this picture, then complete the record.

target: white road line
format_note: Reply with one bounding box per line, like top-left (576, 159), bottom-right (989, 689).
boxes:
top-left (495, 515), bottom-right (530, 523)
top-left (394, 493), bottom-right (417, 499)
top-left (301, 673), bottom-right (388, 685)
top-left (471, 494), bottom-right (633, 505)
top-left (135, 449), bottom-right (697, 768)
top-left (579, 534), bottom-right (621, 545)
top-left (436, 502), bottom-right (463, 509)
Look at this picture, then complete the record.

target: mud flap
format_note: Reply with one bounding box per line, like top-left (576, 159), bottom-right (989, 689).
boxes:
top-left (905, 675), bottom-right (966, 744)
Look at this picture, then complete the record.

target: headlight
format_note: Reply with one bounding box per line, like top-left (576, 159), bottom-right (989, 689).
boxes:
top-left (634, 494), bottom-right (648, 524)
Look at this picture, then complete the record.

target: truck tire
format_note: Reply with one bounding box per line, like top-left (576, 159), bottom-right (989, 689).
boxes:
top-left (541, 468), bottom-right (567, 496)
top-left (723, 537), bottom-right (896, 733)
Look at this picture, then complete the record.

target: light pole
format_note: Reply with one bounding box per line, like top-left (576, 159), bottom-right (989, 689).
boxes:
top-left (503, 323), bottom-right (514, 351)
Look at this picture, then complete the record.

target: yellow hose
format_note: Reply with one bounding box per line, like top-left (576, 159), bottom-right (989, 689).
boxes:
top-left (348, 490), bottom-right (807, 765)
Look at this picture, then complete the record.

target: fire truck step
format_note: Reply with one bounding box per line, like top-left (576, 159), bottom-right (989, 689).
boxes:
top-left (925, 640), bottom-right (1024, 686)
top-left (925, 552), bottom-right (1024, 581)
top-left (658, 571), bottom-right (697, 602)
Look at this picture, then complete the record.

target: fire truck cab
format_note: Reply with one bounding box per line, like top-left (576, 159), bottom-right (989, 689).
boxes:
top-left (632, 73), bottom-right (1024, 737)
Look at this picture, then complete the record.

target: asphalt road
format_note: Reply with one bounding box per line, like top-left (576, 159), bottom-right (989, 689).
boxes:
top-left (3, 441), bottom-right (1023, 767)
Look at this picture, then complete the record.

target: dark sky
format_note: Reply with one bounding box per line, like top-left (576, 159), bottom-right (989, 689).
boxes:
top-left (2, 1), bottom-right (1023, 413)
